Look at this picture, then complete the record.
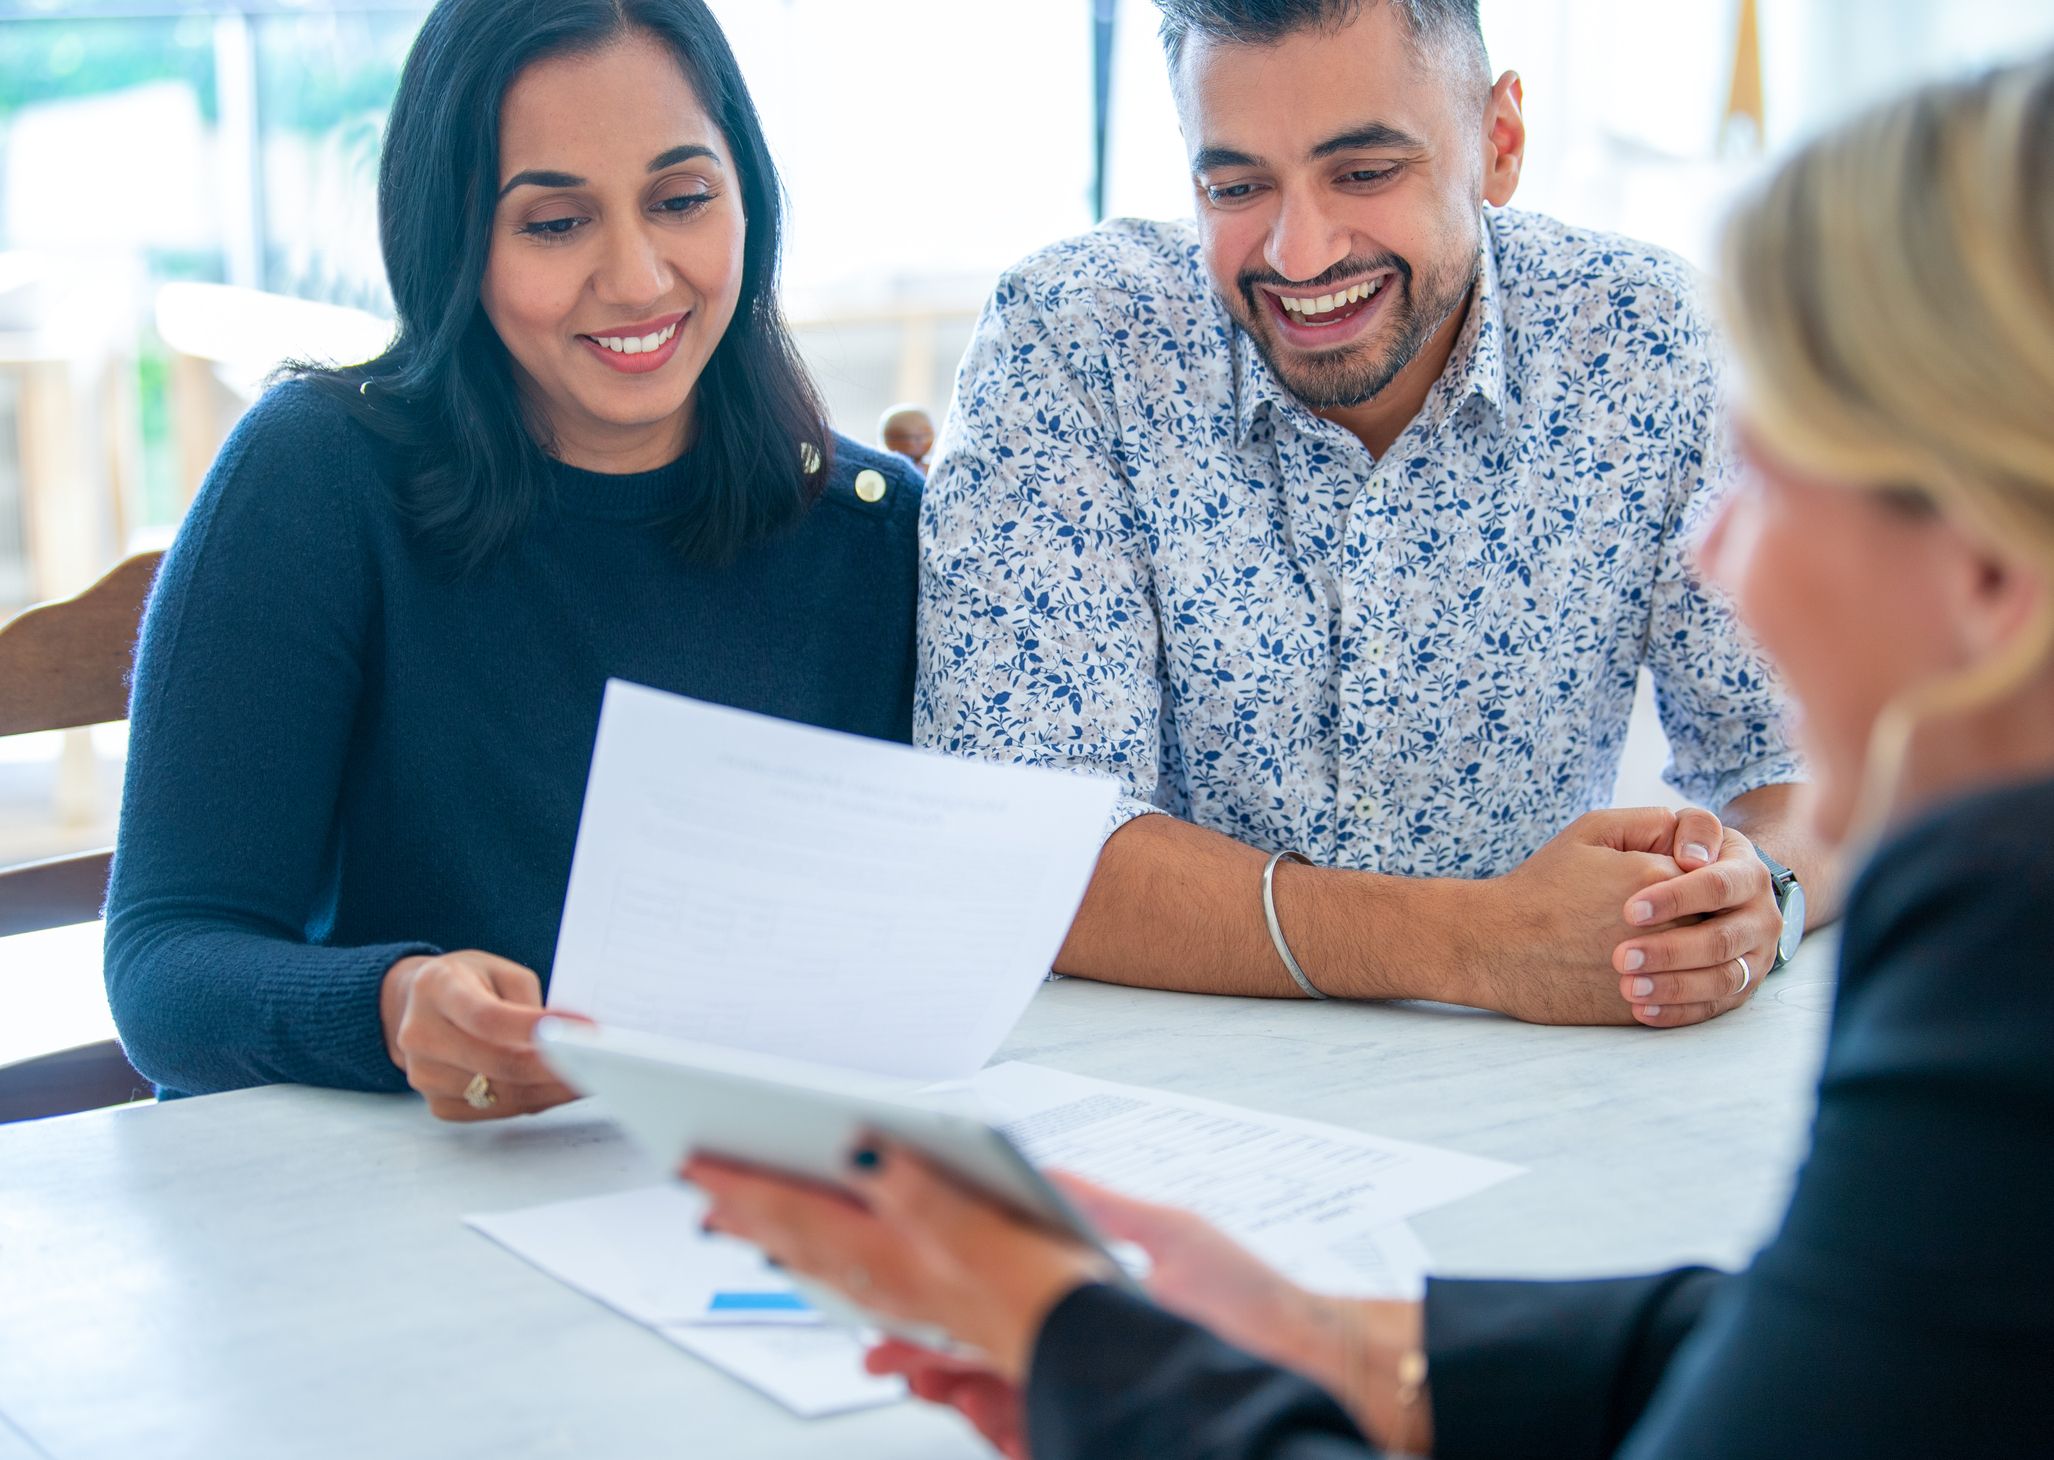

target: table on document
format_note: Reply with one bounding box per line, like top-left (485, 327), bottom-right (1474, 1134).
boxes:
top-left (0, 938), bottom-right (1837, 1460)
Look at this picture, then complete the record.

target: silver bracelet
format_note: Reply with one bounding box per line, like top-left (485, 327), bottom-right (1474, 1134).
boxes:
top-left (1261, 849), bottom-right (1329, 1000)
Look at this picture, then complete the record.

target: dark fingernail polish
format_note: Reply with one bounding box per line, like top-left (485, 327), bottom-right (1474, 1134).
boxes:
top-left (850, 1146), bottom-right (883, 1171)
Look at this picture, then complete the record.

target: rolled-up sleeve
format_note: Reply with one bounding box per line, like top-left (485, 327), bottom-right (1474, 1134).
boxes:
top-left (1640, 344), bottom-right (1804, 811)
top-left (915, 274), bottom-right (1166, 837)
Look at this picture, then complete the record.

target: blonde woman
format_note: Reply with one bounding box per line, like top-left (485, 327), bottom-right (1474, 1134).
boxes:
top-left (687, 52), bottom-right (2054, 1460)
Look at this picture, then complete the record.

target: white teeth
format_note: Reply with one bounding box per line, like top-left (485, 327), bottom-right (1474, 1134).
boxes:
top-left (591, 321), bottom-right (679, 354)
top-left (1280, 279), bottom-right (1386, 317)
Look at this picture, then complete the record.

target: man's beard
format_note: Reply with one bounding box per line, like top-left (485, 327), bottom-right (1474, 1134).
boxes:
top-left (1237, 244), bottom-right (1479, 412)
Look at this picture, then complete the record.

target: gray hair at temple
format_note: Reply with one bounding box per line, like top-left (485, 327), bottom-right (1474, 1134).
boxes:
top-left (1154, 0), bottom-right (1489, 86)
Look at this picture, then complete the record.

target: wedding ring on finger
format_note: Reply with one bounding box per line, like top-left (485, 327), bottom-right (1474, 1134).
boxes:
top-left (462, 1072), bottom-right (498, 1110)
top-left (1731, 955), bottom-right (1754, 996)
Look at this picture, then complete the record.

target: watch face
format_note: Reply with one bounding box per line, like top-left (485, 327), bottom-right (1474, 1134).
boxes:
top-left (1779, 883), bottom-right (1808, 963)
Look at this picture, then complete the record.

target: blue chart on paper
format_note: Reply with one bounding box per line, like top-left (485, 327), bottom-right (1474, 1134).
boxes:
top-left (708, 1291), bottom-right (813, 1313)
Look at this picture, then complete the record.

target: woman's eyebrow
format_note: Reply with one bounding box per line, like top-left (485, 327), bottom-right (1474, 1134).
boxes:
top-left (646, 143), bottom-right (718, 171)
top-left (498, 168), bottom-right (583, 200)
top-left (498, 144), bottom-right (720, 201)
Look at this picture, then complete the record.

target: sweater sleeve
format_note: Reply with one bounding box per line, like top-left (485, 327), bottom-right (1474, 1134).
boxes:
top-left (1024, 1283), bottom-right (1376, 1460)
top-left (103, 382), bottom-right (436, 1096)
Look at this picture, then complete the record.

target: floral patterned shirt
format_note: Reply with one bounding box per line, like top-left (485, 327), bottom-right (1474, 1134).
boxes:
top-left (916, 208), bottom-right (1800, 878)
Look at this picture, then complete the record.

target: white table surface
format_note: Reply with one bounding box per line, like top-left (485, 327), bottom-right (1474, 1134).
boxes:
top-left (0, 941), bottom-right (1837, 1460)
top-left (0, 1419), bottom-right (47, 1460)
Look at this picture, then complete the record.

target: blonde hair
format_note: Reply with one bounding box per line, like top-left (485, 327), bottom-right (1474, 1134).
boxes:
top-left (1720, 51), bottom-right (2054, 841)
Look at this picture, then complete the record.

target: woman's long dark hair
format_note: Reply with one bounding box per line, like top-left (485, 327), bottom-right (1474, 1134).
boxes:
top-left (302, 0), bottom-right (828, 571)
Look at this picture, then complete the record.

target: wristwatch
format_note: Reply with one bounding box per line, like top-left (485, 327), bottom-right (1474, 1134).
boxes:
top-left (1755, 847), bottom-right (1806, 973)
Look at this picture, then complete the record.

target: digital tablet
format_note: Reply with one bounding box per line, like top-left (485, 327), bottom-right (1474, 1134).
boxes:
top-left (534, 1018), bottom-right (1139, 1336)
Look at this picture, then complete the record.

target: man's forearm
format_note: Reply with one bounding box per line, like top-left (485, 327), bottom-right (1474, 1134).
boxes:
top-left (1721, 783), bottom-right (1844, 930)
top-left (1052, 814), bottom-right (1483, 1001)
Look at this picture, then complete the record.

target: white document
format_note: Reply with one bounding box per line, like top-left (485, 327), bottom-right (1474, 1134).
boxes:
top-left (657, 1325), bottom-right (904, 1419)
top-left (466, 1184), bottom-right (815, 1328)
top-left (467, 1186), bottom-right (900, 1419)
top-left (966, 1062), bottom-right (1515, 1292)
top-left (547, 682), bottom-right (1119, 1082)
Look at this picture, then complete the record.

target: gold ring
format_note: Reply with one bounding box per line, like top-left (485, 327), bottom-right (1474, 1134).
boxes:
top-left (463, 1073), bottom-right (498, 1110)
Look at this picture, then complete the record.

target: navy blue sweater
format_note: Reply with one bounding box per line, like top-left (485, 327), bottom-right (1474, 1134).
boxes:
top-left (104, 380), bottom-right (922, 1098)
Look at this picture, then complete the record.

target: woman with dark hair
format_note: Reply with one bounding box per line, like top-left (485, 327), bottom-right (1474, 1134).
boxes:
top-left (104, 0), bottom-right (922, 1118)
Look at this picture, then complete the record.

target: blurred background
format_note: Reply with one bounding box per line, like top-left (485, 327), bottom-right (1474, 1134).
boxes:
top-left (4, 0), bottom-right (2053, 1062)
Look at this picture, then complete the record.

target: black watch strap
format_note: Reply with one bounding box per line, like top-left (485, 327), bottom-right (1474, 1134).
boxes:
top-left (1754, 846), bottom-right (1803, 972)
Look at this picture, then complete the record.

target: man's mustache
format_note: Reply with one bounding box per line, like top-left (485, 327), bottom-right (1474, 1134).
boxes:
top-left (1238, 254), bottom-right (1411, 301)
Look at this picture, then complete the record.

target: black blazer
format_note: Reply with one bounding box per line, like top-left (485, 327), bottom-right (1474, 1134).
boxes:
top-left (1023, 776), bottom-right (2054, 1459)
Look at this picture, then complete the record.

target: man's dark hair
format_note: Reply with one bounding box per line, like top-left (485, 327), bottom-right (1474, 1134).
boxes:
top-left (1156, 0), bottom-right (1486, 80)
top-left (296, 0), bottom-right (828, 573)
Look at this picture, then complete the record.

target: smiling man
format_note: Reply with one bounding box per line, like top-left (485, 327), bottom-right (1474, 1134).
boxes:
top-left (918, 0), bottom-right (1837, 1027)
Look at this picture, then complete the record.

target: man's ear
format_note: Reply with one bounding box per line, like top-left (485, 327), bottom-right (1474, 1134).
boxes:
top-left (1482, 70), bottom-right (1525, 209)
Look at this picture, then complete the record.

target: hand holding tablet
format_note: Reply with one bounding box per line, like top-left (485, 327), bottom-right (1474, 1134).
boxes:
top-left (534, 1017), bottom-right (1138, 1354)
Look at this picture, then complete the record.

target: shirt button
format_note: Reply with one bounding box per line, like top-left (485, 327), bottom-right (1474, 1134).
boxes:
top-left (854, 469), bottom-right (889, 503)
top-left (1352, 795), bottom-right (1379, 822)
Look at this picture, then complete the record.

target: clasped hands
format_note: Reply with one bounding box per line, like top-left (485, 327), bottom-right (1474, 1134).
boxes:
top-left (1475, 803), bottom-right (1783, 1028)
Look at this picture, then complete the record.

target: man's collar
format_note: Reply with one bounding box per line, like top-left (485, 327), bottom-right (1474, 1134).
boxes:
top-left (1230, 309), bottom-right (1293, 446)
top-left (1230, 219), bottom-right (1507, 449)
top-left (1420, 227), bottom-right (1507, 437)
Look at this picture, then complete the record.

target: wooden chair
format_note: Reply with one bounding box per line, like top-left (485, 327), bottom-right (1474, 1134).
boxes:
top-left (0, 551), bottom-right (162, 1122)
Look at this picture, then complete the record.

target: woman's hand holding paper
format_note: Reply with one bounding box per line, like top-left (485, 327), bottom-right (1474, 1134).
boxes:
top-left (379, 950), bottom-right (583, 1121)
